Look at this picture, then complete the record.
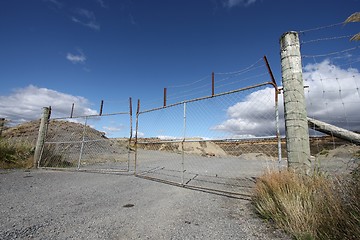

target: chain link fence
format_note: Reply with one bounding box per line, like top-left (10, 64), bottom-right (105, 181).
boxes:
top-left (135, 83), bottom-right (281, 197)
top-left (39, 111), bottom-right (133, 173)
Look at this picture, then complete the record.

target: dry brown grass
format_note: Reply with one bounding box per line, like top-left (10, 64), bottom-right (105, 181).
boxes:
top-left (345, 12), bottom-right (360, 41)
top-left (345, 12), bottom-right (360, 23)
top-left (252, 168), bottom-right (360, 239)
top-left (0, 138), bottom-right (34, 169)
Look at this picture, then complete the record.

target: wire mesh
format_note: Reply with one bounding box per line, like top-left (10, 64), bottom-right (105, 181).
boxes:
top-left (39, 111), bottom-right (133, 172)
top-left (135, 83), bottom-right (281, 196)
top-left (299, 23), bottom-right (360, 175)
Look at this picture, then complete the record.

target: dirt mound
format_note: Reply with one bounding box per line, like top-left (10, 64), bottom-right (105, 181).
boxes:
top-left (2, 120), bottom-right (107, 145)
top-left (2, 120), bottom-right (42, 144)
top-left (182, 141), bottom-right (228, 157)
top-left (138, 139), bottom-right (228, 157)
top-left (314, 144), bottom-right (360, 174)
top-left (2, 120), bottom-right (128, 167)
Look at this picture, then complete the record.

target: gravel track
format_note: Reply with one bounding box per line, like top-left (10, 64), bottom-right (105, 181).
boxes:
top-left (0, 169), bottom-right (290, 239)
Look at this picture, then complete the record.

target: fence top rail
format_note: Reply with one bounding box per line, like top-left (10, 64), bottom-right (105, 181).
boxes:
top-left (50, 111), bottom-right (130, 120)
top-left (138, 81), bottom-right (276, 115)
top-left (137, 136), bottom-right (278, 144)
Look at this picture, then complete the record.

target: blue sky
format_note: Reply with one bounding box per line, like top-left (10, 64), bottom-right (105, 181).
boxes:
top-left (1, 0), bottom-right (359, 138)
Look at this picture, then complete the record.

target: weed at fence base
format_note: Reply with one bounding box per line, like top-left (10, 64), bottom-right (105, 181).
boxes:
top-left (0, 138), bottom-right (34, 169)
top-left (40, 145), bottom-right (74, 168)
top-left (252, 167), bottom-right (360, 239)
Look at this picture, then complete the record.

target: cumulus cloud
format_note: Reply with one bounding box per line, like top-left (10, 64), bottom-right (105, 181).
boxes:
top-left (71, 8), bottom-right (100, 30)
top-left (303, 59), bottom-right (360, 130)
top-left (102, 125), bottom-right (125, 136)
top-left (66, 49), bottom-right (86, 64)
top-left (212, 87), bottom-right (279, 137)
top-left (212, 60), bottom-right (360, 137)
top-left (0, 85), bottom-right (97, 125)
top-left (223, 0), bottom-right (257, 8)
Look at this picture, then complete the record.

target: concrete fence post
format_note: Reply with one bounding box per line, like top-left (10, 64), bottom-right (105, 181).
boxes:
top-left (0, 118), bottom-right (5, 137)
top-left (280, 31), bottom-right (311, 174)
top-left (33, 107), bottom-right (51, 168)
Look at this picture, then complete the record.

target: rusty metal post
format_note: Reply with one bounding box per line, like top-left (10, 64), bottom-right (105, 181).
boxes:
top-left (263, 56), bottom-right (282, 165)
top-left (70, 103), bottom-right (74, 118)
top-left (264, 56), bottom-right (277, 86)
top-left (99, 100), bottom-right (104, 116)
top-left (280, 31), bottom-right (311, 174)
top-left (128, 97), bottom-right (133, 171)
top-left (34, 107), bottom-right (51, 168)
top-left (129, 97), bottom-right (133, 140)
top-left (0, 118), bottom-right (5, 137)
top-left (163, 88), bottom-right (167, 107)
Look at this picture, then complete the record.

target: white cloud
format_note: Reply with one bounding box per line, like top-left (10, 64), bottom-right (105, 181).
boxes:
top-left (78, 9), bottom-right (95, 19)
top-left (95, 0), bottom-right (108, 8)
top-left (102, 125), bottom-right (125, 136)
top-left (212, 87), bottom-right (279, 137)
top-left (103, 126), bottom-right (124, 132)
top-left (133, 131), bottom-right (144, 138)
top-left (223, 0), bottom-right (257, 8)
top-left (71, 9), bottom-right (100, 31)
top-left (303, 59), bottom-right (360, 130)
top-left (157, 135), bottom-right (181, 140)
top-left (212, 60), bottom-right (360, 137)
top-left (66, 49), bottom-right (86, 64)
top-left (0, 85), bottom-right (98, 125)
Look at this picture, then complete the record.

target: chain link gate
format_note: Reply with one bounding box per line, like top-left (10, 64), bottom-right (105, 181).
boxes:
top-left (39, 104), bottom-right (133, 173)
top-left (134, 82), bottom-right (281, 198)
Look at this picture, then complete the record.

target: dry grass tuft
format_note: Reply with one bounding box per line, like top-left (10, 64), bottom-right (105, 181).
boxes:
top-left (0, 138), bottom-right (34, 169)
top-left (345, 12), bottom-right (360, 23)
top-left (345, 12), bottom-right (360, 41)
top-left (350, 33), bottom-right (360, 41)
top-left (253, 168), bottom-right (360, 239)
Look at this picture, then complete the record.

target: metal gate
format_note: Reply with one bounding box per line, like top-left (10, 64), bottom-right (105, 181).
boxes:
top-left (134, 82), bottom-right (281, 198)
top-left (39, 103), bottom-right (133, 173)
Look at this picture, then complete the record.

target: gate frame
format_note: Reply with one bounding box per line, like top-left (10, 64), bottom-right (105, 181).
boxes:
top-left (134, 80), bottom-right (280, 197)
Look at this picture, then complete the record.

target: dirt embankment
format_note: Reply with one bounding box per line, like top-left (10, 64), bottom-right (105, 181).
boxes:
top-left (2, 120), bottom-right (129, 168)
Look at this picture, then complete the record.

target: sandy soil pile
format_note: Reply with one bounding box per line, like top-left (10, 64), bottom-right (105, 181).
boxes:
top-left (314, 144), bottom-right (360, 174)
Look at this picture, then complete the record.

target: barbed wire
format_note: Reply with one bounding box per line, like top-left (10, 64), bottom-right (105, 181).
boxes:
top-left (298, 21), bottom-right (344, 34)
top-left (215, 64), bottom-right (267, 84)
top-left (216, 72), bottom-right (268, 90)
top-left (162, 57), bottom-right (269, 105)
top-left (101, 99), bottom-right (131, 105)
top-left (215, 57), bottom-right (264, 75)
top-left (167, 85), bottom-right (212, 102)
top-left (301, 35), bottom-right (355, 44)
top-left (302, 46), bottom-right (360, 58)
top-left (167, 75), bottom-right (211, 89)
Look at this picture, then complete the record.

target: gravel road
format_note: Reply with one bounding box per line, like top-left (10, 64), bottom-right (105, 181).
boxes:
top-left (0, 169), bottom-right (290, 240)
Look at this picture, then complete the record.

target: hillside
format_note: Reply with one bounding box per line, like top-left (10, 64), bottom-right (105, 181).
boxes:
top-left (2, 120), bottom-right (107, 144)
top-left (2, 120), bottom-right (128, 168)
